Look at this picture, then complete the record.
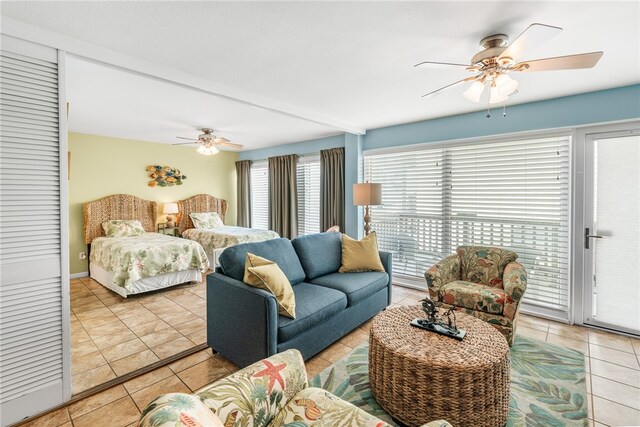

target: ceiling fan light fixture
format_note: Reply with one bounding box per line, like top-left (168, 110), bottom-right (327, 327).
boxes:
top-left (489, 85), bottom-right (509, 104)
top-left (495, 73), bottom-right (519, 96)
top-left (197, 144), bottom-right (219, 156)
top-left (463, 80), bottom-right (485, 103)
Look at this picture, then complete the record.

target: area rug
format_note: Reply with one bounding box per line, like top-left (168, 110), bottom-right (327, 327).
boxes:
top-left (310, 336), bottom-right (588, 426)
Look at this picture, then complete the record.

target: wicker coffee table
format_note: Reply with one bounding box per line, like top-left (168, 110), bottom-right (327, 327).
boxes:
top-left (369, 306), bottom-right (510, 427)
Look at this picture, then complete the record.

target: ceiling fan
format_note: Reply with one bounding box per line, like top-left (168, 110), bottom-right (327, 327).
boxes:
top-left (415, 23), bottom-right (603, 104)
top-left (174, 128), bottom-right (243, 156)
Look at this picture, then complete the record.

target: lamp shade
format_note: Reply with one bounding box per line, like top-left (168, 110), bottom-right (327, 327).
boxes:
top-left (353, 183), bottom-right (382, 206)
top-left (163, 202), bottom-right (179, 214)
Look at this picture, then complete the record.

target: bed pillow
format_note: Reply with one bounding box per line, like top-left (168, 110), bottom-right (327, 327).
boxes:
top-left (102, 220), bottom-right (145, 238)
top-left (190, 212), bottom-right (224, 229)
top-left (339, 232), bottom-right (385, 273)
top-left (243, 253), bottom-right (296, 318)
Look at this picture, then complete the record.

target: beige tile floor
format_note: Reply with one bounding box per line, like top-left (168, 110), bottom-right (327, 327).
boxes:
top-left (70, 276), bottom-right (208, 394)
top-left (26, 285), bottom-right (640, 427)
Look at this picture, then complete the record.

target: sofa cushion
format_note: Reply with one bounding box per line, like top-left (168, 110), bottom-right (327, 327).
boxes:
top-left (278, 283), bottom-right (347, 342)
top-left (310, 271), bottom-right (389, 306)
top-left (440, 280), bottom-right (511, 315)
top-left (274, 387), bottom-right (389, 426)
top-left (219, 238), bottom-right (306, 284)
top-left (292, 232), bottom-right (342, 280)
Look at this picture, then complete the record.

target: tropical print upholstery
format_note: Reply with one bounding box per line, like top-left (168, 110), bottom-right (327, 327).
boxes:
top-left (102, 219), bottom-right (145, 237)
top-left (138, 349), bottom-right (450, 427)
top-left (440, 281), bottom-right (509, 315)
top-left (456, 246), bottom-right (518, 287)
top-left (189, 212), bottom-right (225, 229)
top-left (138, 393), bottom-right (224, 426)
top-left (424, 246), bottom-right (526, 345)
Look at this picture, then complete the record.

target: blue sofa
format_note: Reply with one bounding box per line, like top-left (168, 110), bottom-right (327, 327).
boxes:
top-left (206, 232), bottom-right (393, 367)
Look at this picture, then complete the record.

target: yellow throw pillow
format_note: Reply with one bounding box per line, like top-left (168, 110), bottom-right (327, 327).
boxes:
top-left (339, 232), bottom-right (385, 273)
top-left (243, 253), bottom-right (296, 318)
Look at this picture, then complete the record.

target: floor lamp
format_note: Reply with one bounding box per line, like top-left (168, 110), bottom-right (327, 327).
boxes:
top-left (353, 182), bottom-right (382, 236)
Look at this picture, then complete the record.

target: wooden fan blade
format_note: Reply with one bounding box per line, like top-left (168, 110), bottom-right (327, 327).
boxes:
top-left (415, 61), bottom-right (473, 69)
top-left (172, 142), bottom-right (198, 146)
top-left (176, 136), bottom-right (196, 140)
top-left (219, 141), bottom-right (243, 149)
top-left (421, 76), bottom-right (477, 99)
top-left (499, 23), bottom-right (562, 61)
top-left (213, 137), bottom-right (230, 144)
top-left (515, 51), bottom-right (603, 72)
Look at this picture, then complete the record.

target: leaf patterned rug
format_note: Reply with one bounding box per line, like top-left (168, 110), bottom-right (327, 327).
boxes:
top-left (310, 336), bottom-right (588, 426)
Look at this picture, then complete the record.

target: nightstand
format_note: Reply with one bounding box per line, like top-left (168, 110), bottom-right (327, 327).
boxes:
top-left (157, 224), bottom-right (179, 237)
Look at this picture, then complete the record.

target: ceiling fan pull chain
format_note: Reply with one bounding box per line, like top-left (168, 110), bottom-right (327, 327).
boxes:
top-left (503, 104), bottom-right (507, 118)
top-left (486, 105), bottom-right (491, 119)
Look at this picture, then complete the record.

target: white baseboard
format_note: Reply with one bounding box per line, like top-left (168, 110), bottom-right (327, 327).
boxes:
top-left (70, 271), bottom-right (89, 279)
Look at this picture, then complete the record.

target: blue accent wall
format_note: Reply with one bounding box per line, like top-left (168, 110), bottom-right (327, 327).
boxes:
top-left (239, 134), bottom-right (345, 161)
top-left (365, 84), bottom-right (640, 150)
top-left (239, 84), bottom-right (640, 238)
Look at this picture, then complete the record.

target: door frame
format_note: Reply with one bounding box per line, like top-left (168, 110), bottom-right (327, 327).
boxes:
top-left (572, 121), bottom-right (640, 330)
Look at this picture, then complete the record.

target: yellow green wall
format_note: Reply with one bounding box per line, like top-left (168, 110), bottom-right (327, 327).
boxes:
top-left (69, 132), bottom-right (238, 274)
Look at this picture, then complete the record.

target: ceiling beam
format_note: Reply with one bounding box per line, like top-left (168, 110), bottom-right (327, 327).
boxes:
top-left (1, 17), bottom-right (366, 135)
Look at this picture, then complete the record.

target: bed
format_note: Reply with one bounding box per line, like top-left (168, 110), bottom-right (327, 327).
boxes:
top-left (177, 194), bottom-right (279, 268)
top-left (83, 194), bottom-right (209, 297)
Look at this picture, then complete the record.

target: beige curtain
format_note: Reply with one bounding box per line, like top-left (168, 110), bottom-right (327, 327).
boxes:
top-left (320, 147), bottom-right (345, 232)
top-left (268, 154), bottom-right (298, 238)
top-left (235, 160), bottom-right (252, 227)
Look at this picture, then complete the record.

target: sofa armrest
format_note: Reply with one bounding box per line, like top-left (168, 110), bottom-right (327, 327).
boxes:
top-left (424, 254), bottom-right (460, 301)
top-left (138, 393), bottom-right (224, 427)
top-left (503, 261), bottom-right (527, 319)
top-left (196, 349), bottom-right (308, 427)
top-left (207, 272), bottom-right (279, 367)
top-left (379, 251), bottom-right (393, 305)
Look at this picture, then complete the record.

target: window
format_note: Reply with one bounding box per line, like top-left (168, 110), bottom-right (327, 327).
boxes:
top-left (297, 156), bottom-right (321, 235)
top-left (250, 161), bottom-right (269, 229)
top-left (364, 135), bottom-right (571, 315)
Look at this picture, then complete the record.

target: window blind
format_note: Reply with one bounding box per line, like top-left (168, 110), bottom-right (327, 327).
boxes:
top-left (297, 156), bottom-right (321, 236)
top-left (250, 161), bottom-right (269, 230)
top-left (364, 135), bottom-right (571, 314)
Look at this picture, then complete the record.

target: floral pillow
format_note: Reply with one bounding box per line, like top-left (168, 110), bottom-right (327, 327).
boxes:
top-left (190, 212), bottom-right (224, 229)
top-left (102, 220), bottom-right (146, 237)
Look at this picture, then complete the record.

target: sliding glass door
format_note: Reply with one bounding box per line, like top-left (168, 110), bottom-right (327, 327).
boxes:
top-left (583, 130), bottom-right (640, 335)
top-left (364, 134), bottom-right (571, 318)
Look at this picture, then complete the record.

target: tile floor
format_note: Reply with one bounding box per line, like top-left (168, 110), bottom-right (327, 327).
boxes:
top-left (26, 284), bottom-right (640, 427)
top-left (70, 276), bottom-right (208, 394)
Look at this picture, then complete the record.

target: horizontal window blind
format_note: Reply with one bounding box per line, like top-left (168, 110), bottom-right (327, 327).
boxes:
top-left (250, 161), bottom-right (269, 230)
top-left (297, 157), bottom-right (321, 236)
top-left (365, 136), bottom-right (571, 313)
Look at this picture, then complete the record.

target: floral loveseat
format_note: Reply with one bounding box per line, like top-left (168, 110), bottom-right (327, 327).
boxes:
top-left (425, 245), bottom-right (527, 345)
top-left (138, 349), bottom-right (451, 427)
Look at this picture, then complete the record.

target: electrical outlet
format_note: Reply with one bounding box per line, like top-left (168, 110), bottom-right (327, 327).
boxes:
top-left (79, 252), bottom-right (87, 260)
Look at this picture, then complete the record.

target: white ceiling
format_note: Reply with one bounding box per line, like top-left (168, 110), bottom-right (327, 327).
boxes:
top-left (65, 57), bottom-right (339, 148)
top-left (2, 1), bottom-right (639, 150)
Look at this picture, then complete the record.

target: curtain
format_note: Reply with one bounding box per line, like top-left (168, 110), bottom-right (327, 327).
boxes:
top-left (268, 154), bottom-right (299, 238)
top-left (320, 147), bottom-right (345, 232)
top-left (235, 160), bottom-right (252, 227)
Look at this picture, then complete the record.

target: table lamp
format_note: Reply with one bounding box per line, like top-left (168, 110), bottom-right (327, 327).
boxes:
top-left (163, 202), bottom-right (179, 228)
top-left (353, 182), bottom-right (382, 235)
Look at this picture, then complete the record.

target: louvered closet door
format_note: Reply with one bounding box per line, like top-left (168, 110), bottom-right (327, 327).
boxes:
top-left (0, 36), bottom-right (69, 426)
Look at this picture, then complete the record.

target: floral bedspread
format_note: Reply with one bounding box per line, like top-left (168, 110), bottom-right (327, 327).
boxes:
top-left (182, 226), bottom-right (279, 253)
top-left (90, 233), bottom-right (209, 287)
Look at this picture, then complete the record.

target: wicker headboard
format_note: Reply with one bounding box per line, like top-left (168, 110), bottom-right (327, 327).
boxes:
top-left (177, 194), bottom-right (228, 235)
top-left (83, 194), bottom-right (157, 244)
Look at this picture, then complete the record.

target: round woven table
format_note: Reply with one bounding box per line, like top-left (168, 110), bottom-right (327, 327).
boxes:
top-left (369, 306), bottom-right (510, 427)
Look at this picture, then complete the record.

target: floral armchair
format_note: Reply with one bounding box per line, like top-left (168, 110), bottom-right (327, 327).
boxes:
top-left (138, 349), bottom-right (452, 427)
top-left (424, 246), bottom-right (527, 345)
